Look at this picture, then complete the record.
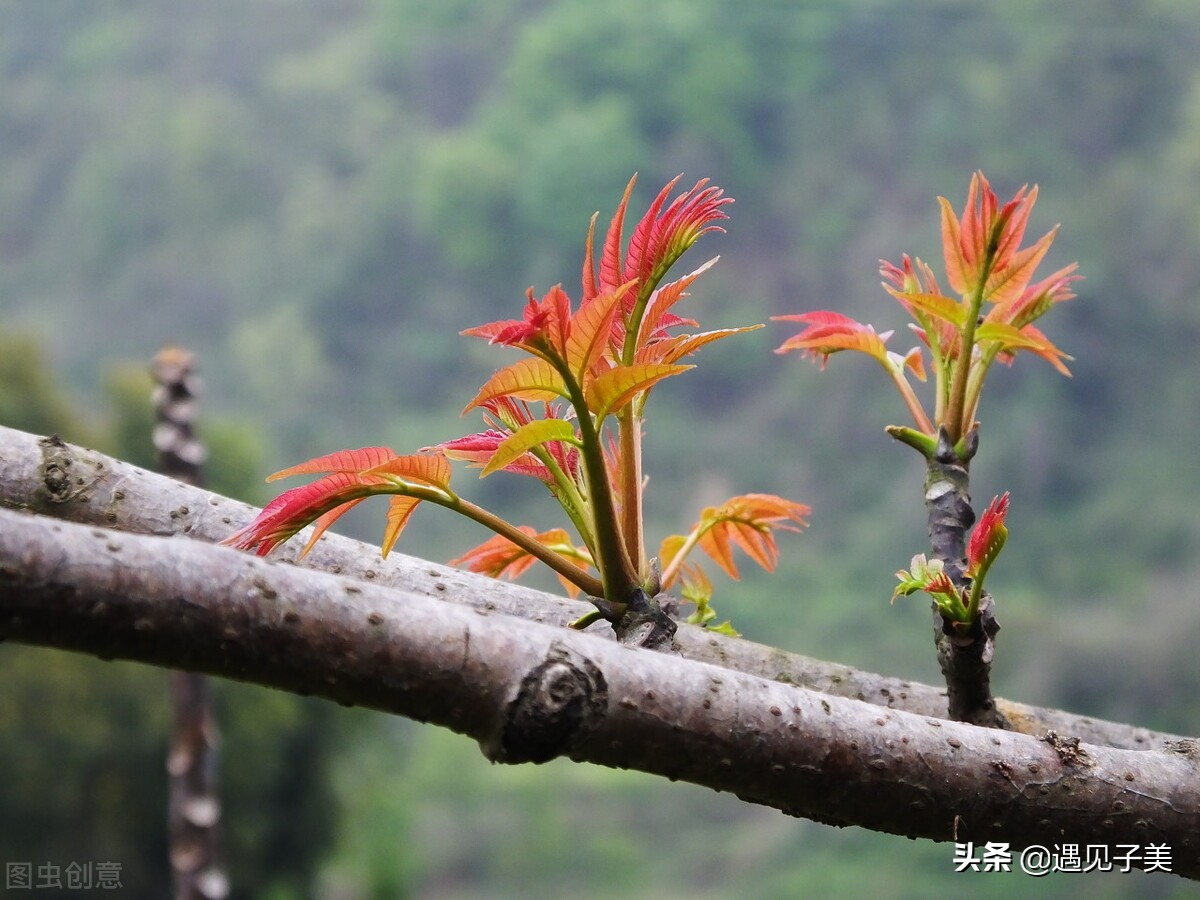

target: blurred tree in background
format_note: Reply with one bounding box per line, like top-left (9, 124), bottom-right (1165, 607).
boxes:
top-left (2, 1), bottom-right (1200, 896)
top-left (0, 333), bottom-right (352, 897)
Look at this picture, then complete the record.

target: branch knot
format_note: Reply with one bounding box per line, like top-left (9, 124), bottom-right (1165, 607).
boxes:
top-left (488, 642), bottom-right (607, 764)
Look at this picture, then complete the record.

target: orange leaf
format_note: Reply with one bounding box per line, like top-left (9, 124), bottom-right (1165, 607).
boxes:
top-left (584, 362), bottom-right (691, 419)
top-left (636, 325), bottom-right (761, 366)
top-left (298, 499), bottom-right (366, 558)
top-left (960, 172), bottom-right (988, 275)
top-left (967, 492), bottom-right (1010, 575)
top-left (267, 447), bottom-right (397, 482)
top-left (463, 285), bottom-right (571, 356)
top-left (581, 212), bottom-right (600, 303)
top-left (381, 495), bottom-right (422, 558)
top-left (884, 288), bottom-right (966, 328)
top-left (554, 575), bottom-right (584, 599)
top-left (992, 184), bottom-right (1039, 270)
top-left (698, 518), bottom-right (738, 579)
top-left (984, 225), bottom-right (1058, 307)
top-left (658, 534), bottom-right (687, 579)
top-left (480, 418), bottom-right (577, 478)
top-left (463, 357), bottom-right (568, 413)
top-left (459, 320), bottom-right (511, 342)
top-left (974, 321), bottom-right (1048, 352)
top-left (643, 179), bottom-right (730, 278)
top-left (566, 281), bottom-right (634, 377)
top-left (730, 520), bottom-right (776, 569)
top-left (224, 472), bottom-right (388, 557)
top-left (623, 175), bottom-right (682, 286)
top-left (362, 453), bottom-right (453, 491)
top-left (449, 527), bottom-right (590, 587)
top-left (636, 257), bottom-right (718, 344)
top-left (451, 529), bottom-right (540, 581)
top-left (694, 494), bottom-right (810, 579)
top-left (988, 262), bottom-right (1079, 329)
top-left (1014, 324), bottom-right (1073, 376)
top-left (901, 346), bottom-right (927, 382)
top-left (600, 175), bottom-right (636, 294)
top-left (775, 329), bottom-right (891, 365)
top-left (939, 195), bottom-right (970, 295)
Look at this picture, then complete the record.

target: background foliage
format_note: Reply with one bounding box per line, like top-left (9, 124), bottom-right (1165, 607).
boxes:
top-left (2, 1), bottom-right (1199, 896)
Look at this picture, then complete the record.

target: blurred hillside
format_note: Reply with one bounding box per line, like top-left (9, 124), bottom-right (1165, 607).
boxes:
top-left (2, 1), bottom-right (1200, 897)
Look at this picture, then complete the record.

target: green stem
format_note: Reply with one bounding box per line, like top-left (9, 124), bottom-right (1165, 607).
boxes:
top-left (884, 364), bottom-right (935, 435)
top-left (945, 241), bottom-right (1001, 442)
top-left (658, 522), bottom-right (709, 589)
top-left (567, 609), bottom-right (607, 630)
top-left (909, 320), bottom-right (949, 428)
top-left (617, 406), bottom-right (646, 581)
top-left (934, 355), bottom-right (951, 426)
top-left (609, 250), bottom-right (691, 587)
top-left (963, 529), bottom-right (1003, 624)
top-left (965, 578), bottom-right (984, 624)
top-left (944, 291), bottom-right (984, 443)
top-left (962, 343), bottom-right (1002, 432)
top-left (529, 444), bottom-right (595, 554)
top-left (619, 269), bottom-right (666, 364)
top-left (885, 425), bottom-right (938, 459)
top-left (611, 269), bottom-right (678, 588)
top-left (423, 490), bottom-right (605, 597)
top-left (555, 361), bottom-right (637, 603)
top-left (940, 225), bottom-right (1008, 444)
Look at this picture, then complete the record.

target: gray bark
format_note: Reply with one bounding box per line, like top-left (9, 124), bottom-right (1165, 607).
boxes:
top-left (1, 506), bottom-right (1198, 878)
top-left (0, 424), bottom-right (1181, 752)
top-left (924, 427), bottom-right (1007, 728)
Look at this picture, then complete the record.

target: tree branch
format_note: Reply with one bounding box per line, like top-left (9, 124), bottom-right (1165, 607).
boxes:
top-left (0, 424), bottom-right (1183, 752)
top-left (1, 506), bottom-right (1198, 878)
top-left (925, 426), bottom-right (1007, 728)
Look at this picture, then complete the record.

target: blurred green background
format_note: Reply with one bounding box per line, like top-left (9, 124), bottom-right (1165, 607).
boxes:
top-left (2, 1), bottom-right (1199, 896)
